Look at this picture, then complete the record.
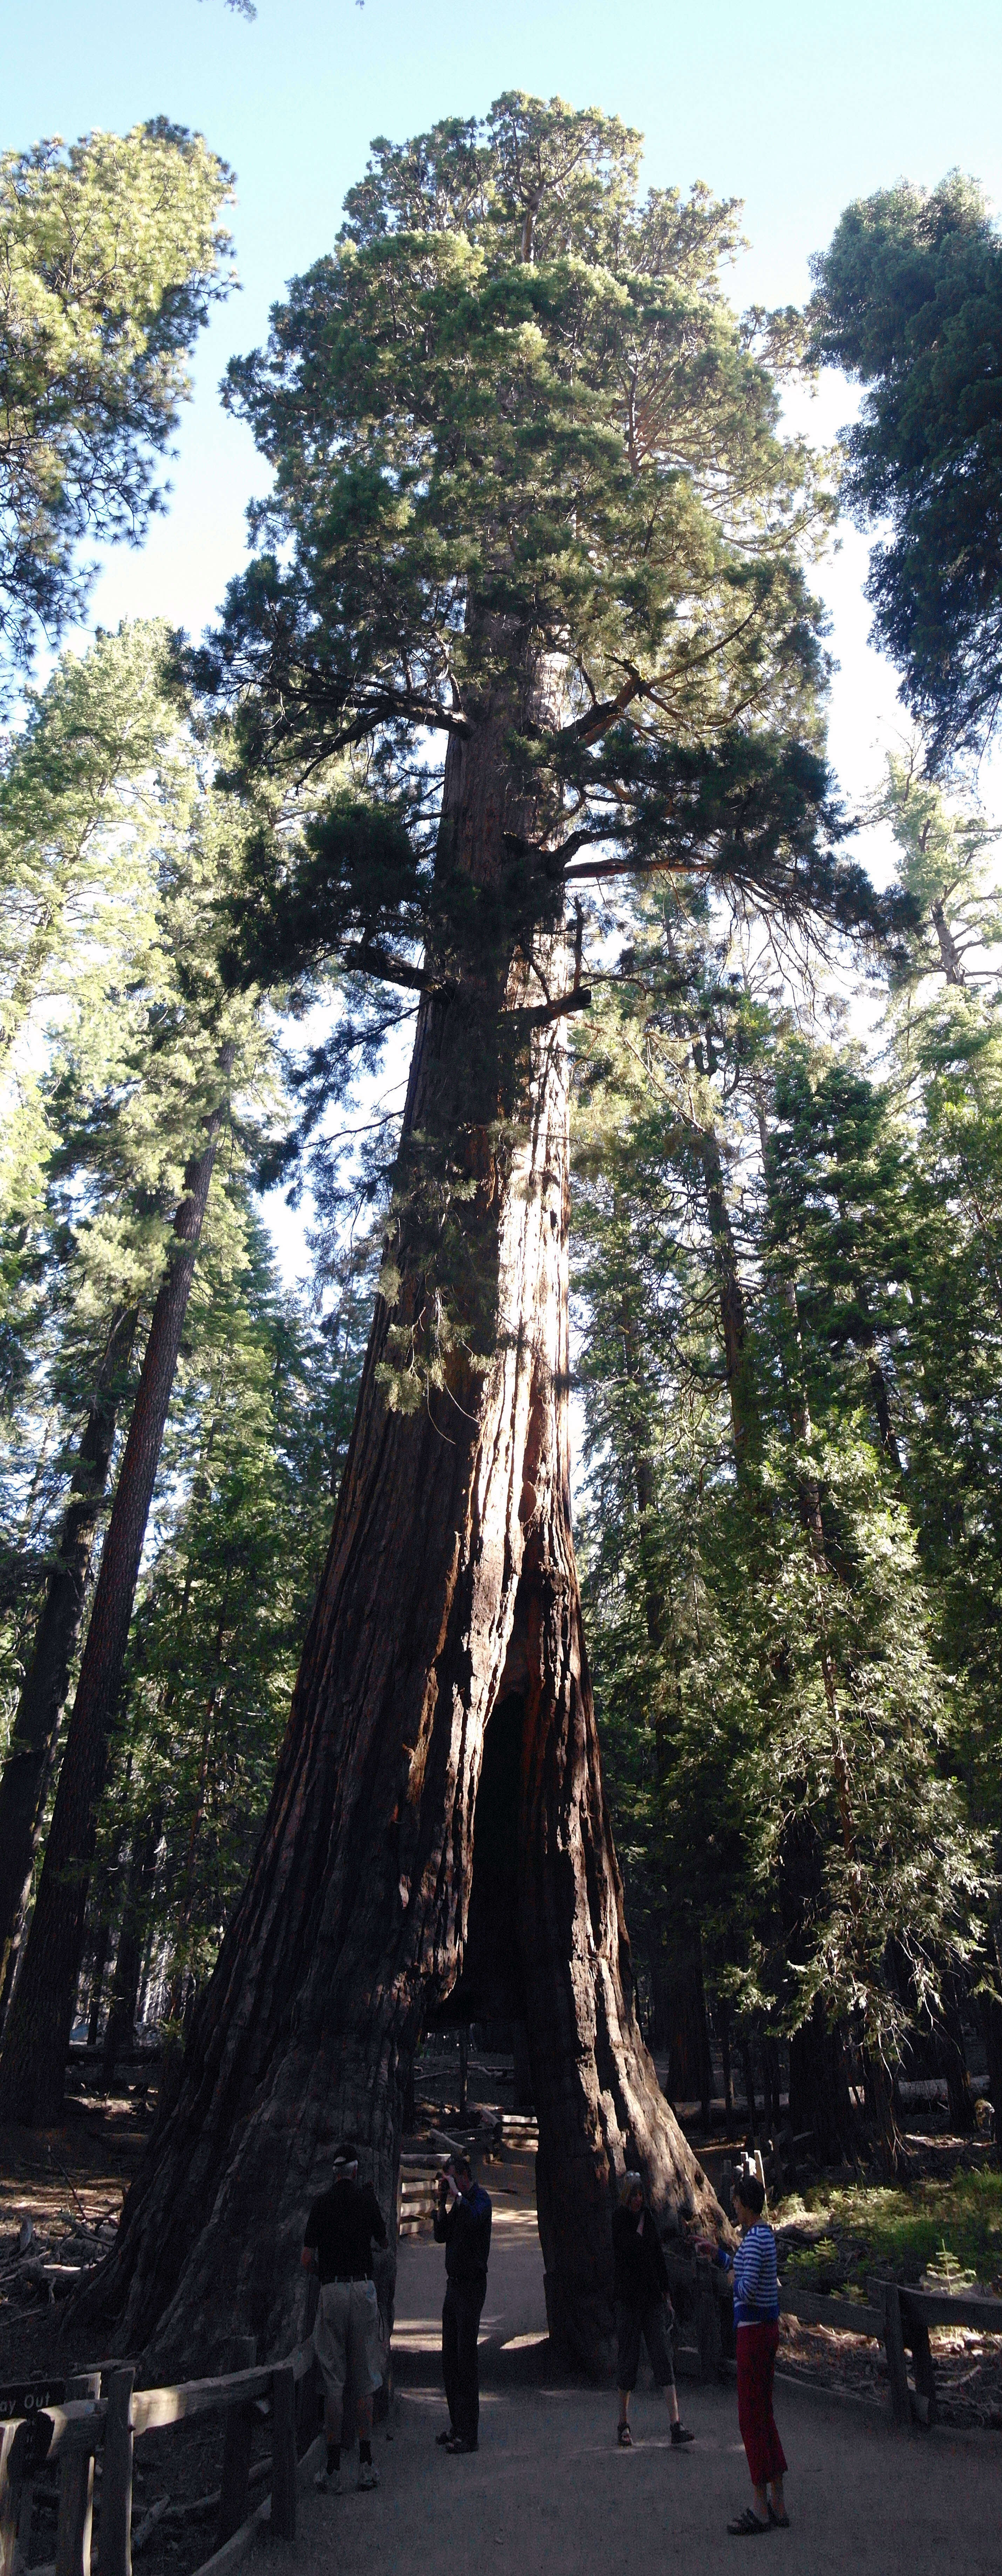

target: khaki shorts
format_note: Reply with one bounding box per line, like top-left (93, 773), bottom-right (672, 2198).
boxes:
top-left (314, 2277), bottom-right (382, 2398)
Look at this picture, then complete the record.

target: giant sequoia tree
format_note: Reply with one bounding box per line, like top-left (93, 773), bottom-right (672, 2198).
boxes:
top-left (88, 96), bottom-right (890, 2377)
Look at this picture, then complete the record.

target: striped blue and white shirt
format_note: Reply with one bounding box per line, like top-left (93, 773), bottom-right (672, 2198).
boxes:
top-left (717, 2222), bottom-right (779, 2326)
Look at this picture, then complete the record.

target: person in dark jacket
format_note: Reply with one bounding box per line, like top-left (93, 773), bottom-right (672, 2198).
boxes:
top-left (302, 2141), bottom-right (387, 2495)
top-left (613, 2173), bottom-right (694, 2449)
top-left (432, 2153), bottom-right (492, 2453)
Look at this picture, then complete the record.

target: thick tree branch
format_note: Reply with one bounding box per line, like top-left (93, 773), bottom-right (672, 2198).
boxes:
top-left (504, 988), bottom-right (592, 1027)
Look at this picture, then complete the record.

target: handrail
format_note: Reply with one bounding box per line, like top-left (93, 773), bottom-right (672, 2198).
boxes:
top-left (0, 2340), bottom-right (316, 2576)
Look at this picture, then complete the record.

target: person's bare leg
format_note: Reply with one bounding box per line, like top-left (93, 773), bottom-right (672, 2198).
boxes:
top-left (768, 2475), bottom-right (786, 2519)
top-left (663, 2385), bottom-right (680, 2427)
top-left (617, 2389), bottom-right (631, 2435)
top-left (325, 2393), bottom-right (343, 2448)
top-left (355, 2395), bottom-right (374, 2444)
top-left (751, 2480), bottom-right (768, 2522)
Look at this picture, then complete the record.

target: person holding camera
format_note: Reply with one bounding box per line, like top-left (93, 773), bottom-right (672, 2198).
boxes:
top-left (698, 2171), bottom-right (788, 2535)
top-left (432, 2153), bottom-right (492, 2453)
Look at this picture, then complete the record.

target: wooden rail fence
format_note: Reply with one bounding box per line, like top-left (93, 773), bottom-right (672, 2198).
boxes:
top-left (665, 2254), bottom-right (1002, 2428)
top-left (0, 2341), bottom-right (315, 2576)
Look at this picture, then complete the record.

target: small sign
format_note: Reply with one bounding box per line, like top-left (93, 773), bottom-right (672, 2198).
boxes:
top-left (0, 2380), bottom-right (65, 2420)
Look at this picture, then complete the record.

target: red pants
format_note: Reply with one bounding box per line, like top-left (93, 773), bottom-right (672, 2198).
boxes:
top-left (736, 2321), bottom-right (787, 2487)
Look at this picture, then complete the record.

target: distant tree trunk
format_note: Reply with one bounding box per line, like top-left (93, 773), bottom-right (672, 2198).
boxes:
top-left (761, 2032), bottom-right (782, 2138)
top-left (688, 1053), bottom-right (758, 1474)
top-left (717, 1996), bottom-right (735, 2136)
top-left (934, 1975), bottom-right (976, 2136)
top-left (0, 1078), bottom-right (231, 2126)
top-left (617, 1296), bottom-right (712, 2133)
top-left (755, 1091), bottom-right (876, 2170)
top-left (102, 1808), bottom-right (164, 2076)
top-left (0, 1305), bottom-right (137, 2019)
top-left (659, 1933), bottom-right (712, 2115)
top-left (76, 657), bottom-right (720, 2380)
top-left (980, 1927), bottom-right (1002, 2166)
top-left (788, 2000), bottom-right (854, 2161)
top-left (86, 1906), bottom-right (114, 2049)
top-left (740, 2036), bottom-right (757, 2135)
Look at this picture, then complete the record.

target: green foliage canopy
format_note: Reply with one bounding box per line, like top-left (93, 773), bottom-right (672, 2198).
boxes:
top-left (203, 93), bottom-right (883, 1005)
top-left (812, 174), bottom-right (1002, 764)
top-left (0, 121), bottom-right (234, 688)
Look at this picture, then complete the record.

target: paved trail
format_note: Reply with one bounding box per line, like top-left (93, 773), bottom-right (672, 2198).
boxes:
top-left (263, 2176), bottom-right (999, 2576)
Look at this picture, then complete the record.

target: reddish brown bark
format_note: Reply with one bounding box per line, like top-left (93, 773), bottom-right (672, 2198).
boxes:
top-left (0, 1303), bottom-right (137, 2021)
top-left (0, 1086), bottom-right (231, 2125)
top-left (79, 666), bottom-right (718, 2380)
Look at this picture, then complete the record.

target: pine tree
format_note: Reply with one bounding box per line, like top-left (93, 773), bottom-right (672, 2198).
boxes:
top-left (0, 122), bottom-right (233, 688)
top-left (573, 899), bottom-right (988, 2169)
top-left (0, 638), bottom-right (268, 2119)
top-left (811, 173), bottom-right (1002, 763)
top-left (92, 1206), bottom-right (364, 2068)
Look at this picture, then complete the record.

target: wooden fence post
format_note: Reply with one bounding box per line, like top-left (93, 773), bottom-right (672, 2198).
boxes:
top-left (214, 2342), bottom-right (257, 2551)
top-left (880, 2284), bottom-right (911, 2427)
top-left (270, 2367), bottom-right (296, 2544)
top-left (56, 2450), bottom-right (94, 2576)
top-left (901, 2294), bottom-right (937, 2427)
top-left (0, 2422), bottom-right (21, 2576)
top-left (98, 2368), bottom-right (135, 2576)
top-left (296, 2276), bottom-right (320, 2451)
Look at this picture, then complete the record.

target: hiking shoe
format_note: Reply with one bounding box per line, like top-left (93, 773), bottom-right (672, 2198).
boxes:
top-left (671, 2423), bottom-right (695, 2447)
top-left (357, 2461), bottom-right (380, 2491)
top-left (314, 2467), bottom-right (341, 2495)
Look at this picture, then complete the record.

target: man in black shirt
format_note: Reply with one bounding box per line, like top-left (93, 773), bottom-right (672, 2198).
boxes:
top-left (303, 2142), bottom-right (388, 2494)
top-left (612, 2172), bottom-right (694, 2450)
top-left (432, 2153), bottom-right (492, 2453)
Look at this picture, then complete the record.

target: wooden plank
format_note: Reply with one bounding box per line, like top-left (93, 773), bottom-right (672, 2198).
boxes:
top-left (880, 2284), bottom-right (911, 2428)
top-left (900, 2287), bottom-right (1002, 2334)
top-left (97, 2366), bottom-right (134, 2576)
top-left (6, 2409), bottom-right (105, 2467)
top-left (131, 2373), bottom-right (271, 2438)
top-left (55, 2451), bottom-right (93, 2576)
top-left (269, 2368), bottom-right (295, 2545)
top-left (130, 2344), bottom-right (313, 2442)
top-left (214, 2344), bottom-right (256, 2553)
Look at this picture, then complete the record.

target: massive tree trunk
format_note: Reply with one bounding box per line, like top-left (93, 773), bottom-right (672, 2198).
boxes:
top-left (78, 661), bottom-right (719, 2381)
top-left (0, 1086), bottom-right (231, 2125)
top-left (0, 1305), bottom-right (137, 2023)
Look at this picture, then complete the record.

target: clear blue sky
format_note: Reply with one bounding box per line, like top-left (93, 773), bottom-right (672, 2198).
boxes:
top-left (8, 0), bottom-right (1002, 809)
